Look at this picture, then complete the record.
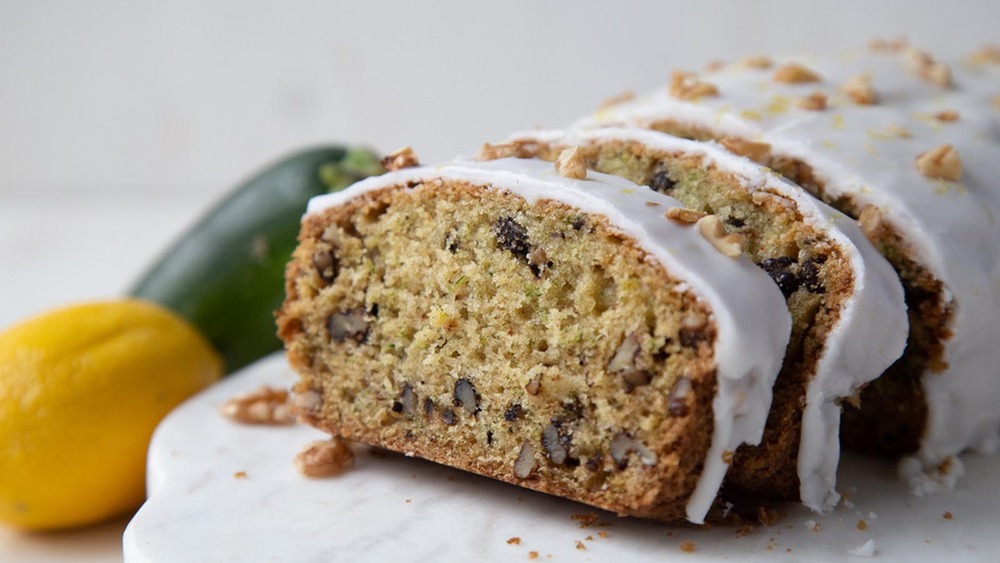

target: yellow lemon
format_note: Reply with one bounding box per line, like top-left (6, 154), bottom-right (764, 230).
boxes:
top-left (0, 299), bottom-right (222, 531)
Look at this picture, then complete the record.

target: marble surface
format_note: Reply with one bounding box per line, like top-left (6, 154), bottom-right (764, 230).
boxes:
top-left (124, 353), bottom-right (1000, 562)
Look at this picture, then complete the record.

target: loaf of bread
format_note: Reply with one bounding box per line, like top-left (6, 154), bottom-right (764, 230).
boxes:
top-left (277, 156), bottom-right (791, 523)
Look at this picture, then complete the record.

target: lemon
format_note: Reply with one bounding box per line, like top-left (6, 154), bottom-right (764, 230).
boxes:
top-left (0, 299), bottom-right (222, 531)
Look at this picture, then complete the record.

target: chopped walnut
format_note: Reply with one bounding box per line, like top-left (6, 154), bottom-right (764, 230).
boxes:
top-left (719, 137), bottom-right (772, 164)
top-left (842, 74), bottom-right (878, 105)
top-left (476, 142), bottom-right (517, 161)
top-left (220, 386), bottom-right (295, 425)
top-left (858, 205), bottom-right (886, 239)
top-left (905, 48), bottom-right (952, 88)
top-left (668, 70), bottom-right (719, 101)
top-left (742, 55), bottom-right (774, 69)
top-left (869, 37), bottom-right (908, 52)
top-left (665, 207), bottom-right (707, 224)
top-left (795, 92), bottom-right (828, 111)
top-left (933, 110), bottom-right (960, 122)
top-left (555, 147), bottom-right (588, 180)
top-left (599, 90), bottom-right (635, 108)
top-left (381, 146), bottom-right (419, 171)
top-left (294, 437), bottom-right (354, 477)
top-left (705, 59), bottom-right (726, 72)
top-left (969, 44), bottom-right (1000, 65)
top-left (773, 63), bottom-right (821, 84)
top-left (886, 124), bottom-right (913, 139)
top-left (696, 215), bottom-right (744, 258)
top-left (915, 144), bottom-right (963, 181)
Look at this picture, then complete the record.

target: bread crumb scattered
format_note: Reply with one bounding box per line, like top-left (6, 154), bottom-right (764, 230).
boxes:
top-left (943, 511), bottom-right (954, 520)
top-left (575, 541), bottom-right (586, 551)
top-left (680, 541), bottom-right (696, 553)
top-left (233, 471), bottom-right (247, 479)
top-left (571, 512), bottom-right (600, 528)
top-left (528, 551), bottom-right (539, 560)
top-left (598, 531), bottom-right (609, 539)
top-left (293, 437), bottom-right (354, 478)
top-left (856, 519), bottom-right (868, 530)
top-left (507, 537), bottom-right (522, 545)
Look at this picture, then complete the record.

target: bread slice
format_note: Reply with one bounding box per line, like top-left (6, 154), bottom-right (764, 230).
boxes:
top-left (277, 157), bottom-right (791, 523)
top-left (484, 127), bottom-right (906, 511)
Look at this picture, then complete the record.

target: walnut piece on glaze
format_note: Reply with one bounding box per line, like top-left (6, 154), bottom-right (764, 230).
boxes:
top-left (477, 142), bottom-right (519, 162)
top-left (294, 437), bottom-right (355, 477)
top-left (773, 62), bottom-right (822, 84)
top-left (869, 37), bottom-right (909, 53)
top-left (858, 204), bottom-right (887, 239)
top-left (665, 207), bottom-right (707, 224)
top-left (904, 48), bottom-right (952, 88)
top-left (380, 146), bottom-right (420, 172)
top-left (668, 70), bottom-right (720, 101)
top-left (886, 124), bottom-right (913, 139)
top-left (599, 89), bottom-right (636, 108)
top-left (220, 385), bottom-right (295, 425)
top-left (741, 55), bottom-right (774, 69)
top-left (555, 147), bottom-right (588, 180)
top-left (795, 92), bottom-right (828, 111)
top-left (915, 144), bottom-right (963, 181)
top-left (719, 137), bottom-right (773, 164)
top-left (842, 74), bottom-right (878, 105)
top-left (932, 110), bottom-right (960, 122)
top-left (696, 215), bottom-right (744, 258)
top-left (968, 44), bottom-right (1000, 66)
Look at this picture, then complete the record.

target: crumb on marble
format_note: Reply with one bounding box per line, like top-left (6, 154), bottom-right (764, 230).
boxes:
top-left (680, 541), bottom-right (696, 553)
top-left (507, 537), bottom-right (522, 545)
top-left (575, 541), bottom-right (586, 551)
top-left (943, 511), bottom-right (954, 520)
top-left (293, 437), bottom-right (354, 478)
top-left (571, 511), bottom-right (600, 528)
top-left (233, 471), bottom-right (247, 479)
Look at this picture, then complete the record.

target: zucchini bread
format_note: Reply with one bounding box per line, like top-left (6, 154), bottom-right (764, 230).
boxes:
top-left (277, 156), bottom-right (791, 523)
top-left (480, 126), bottom-right (907, 512)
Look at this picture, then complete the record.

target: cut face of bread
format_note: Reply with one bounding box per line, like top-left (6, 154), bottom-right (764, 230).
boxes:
top-left (278, 158), bottom-right (791, 523)
top-left (576, 48), bottom-right (1000, 487)
top-left (489, 127), bottom-right (907, 512)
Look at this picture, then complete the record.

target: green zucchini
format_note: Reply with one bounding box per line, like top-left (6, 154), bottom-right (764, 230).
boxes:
top-left (131, 146), bottom-right (383, 374)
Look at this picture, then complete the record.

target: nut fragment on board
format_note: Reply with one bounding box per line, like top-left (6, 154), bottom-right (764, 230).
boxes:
top-left (220, 386), bottom-right (295, 425)
top-left (294, 437), bottom-right (355, 477)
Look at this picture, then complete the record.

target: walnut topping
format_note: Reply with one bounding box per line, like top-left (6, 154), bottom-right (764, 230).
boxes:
top-left (555, 147), bottom-right (588, 180)
top-left (696, 215), bottom-right (744, 258)
top-left (842, 74), bottom-right (878, 105)
top-left (220, 386), bottom-right (295, 425)
top-left (886, 124), bottom-right (913, 139)
top-left (915, 144), bottom-right (963, 181)
top-left (795, 92), bottom-right (828, 111)
top-left (858, 205), bottom-right (886, 239)
top-left (933, 110), bottom-right (960, 122)
top-left (773, 63), bottom-right (821, 84)
top-left (905, 48), bottom-right (952, 88)
top-left (476, 142), bottom-right (520, 161)
top-left (665, 207), bottom-right (707, 224)
top-left (294, 437), bottom-right (354, 477)
top-left (719, 137), bottom-right (772, 164)
top-left (969, 44), bottom-right (1000, 65)
top-left (870, 37), bottom-right (908, 52)
top-left (381, 146), bottom-right (419, 171)
top-left (599, 90), bottom-right (635, 108)
top-left (668, 70), bottom-right (719, 101)
top-left (742, 55), bottom-right (774, 69)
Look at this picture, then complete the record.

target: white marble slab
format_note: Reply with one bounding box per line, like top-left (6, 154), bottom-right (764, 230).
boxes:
top-left (123, 353), bottom-right (1000, 562)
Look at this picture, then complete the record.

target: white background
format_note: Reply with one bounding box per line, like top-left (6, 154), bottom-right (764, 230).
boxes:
top-left (0, 2), bottom-right (997, 560)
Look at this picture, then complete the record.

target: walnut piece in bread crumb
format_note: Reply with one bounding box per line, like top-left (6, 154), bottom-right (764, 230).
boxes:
top-left (666, 207), bottom-right (708, 224)
top-left (915, 144), bottom-right (963, 181)
top-left (294, 437), bottom-right (354, 477)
